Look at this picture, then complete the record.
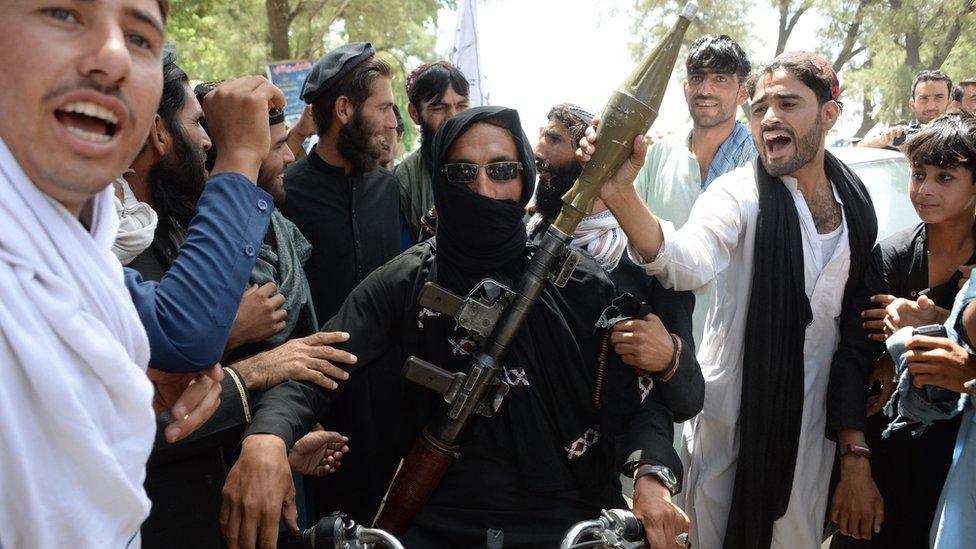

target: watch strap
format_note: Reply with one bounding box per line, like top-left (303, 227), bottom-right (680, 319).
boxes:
top-left (633, 464), bottom-right (678, 496)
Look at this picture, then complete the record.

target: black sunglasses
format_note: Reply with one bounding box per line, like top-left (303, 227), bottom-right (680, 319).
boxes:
top-left (441, 161), bottom-right (524, 184)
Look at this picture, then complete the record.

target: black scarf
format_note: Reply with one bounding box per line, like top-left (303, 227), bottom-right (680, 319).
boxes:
top-left (421, 106), bottom-right (642, 495)
top-left (429, 106), bottom-right (536, 294)
top-left (723, 151), bottom-right (877, 548)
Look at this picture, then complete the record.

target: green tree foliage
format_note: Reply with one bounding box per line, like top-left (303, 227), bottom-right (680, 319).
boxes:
top-left (629, 0), bottom-right (976, 137)
top-left (166, 0), bottom-right (450, 153)
top-left (628, 0), bottom-right (753, 70)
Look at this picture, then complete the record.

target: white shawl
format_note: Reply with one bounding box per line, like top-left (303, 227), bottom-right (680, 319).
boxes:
top-left (0, 139), bottom-right (154, 548)
top-left (112, 175), bottom-right (158, 265)
top-left (572, 209), bottom-right (629, 272)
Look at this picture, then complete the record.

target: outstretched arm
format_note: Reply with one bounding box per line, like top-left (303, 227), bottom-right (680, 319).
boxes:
top-left (126, 76), bottom-right (286, 373)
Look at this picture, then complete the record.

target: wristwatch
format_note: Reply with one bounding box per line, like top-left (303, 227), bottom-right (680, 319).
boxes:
top-left (633, 464), bottom-right (679, 496)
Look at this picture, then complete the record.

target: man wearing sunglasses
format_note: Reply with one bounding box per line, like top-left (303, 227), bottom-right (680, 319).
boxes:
top-left (222, 106), bottom-right (690, 549)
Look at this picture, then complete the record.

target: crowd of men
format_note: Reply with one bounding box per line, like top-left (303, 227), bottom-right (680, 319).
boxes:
top-left (2, 1), bottom-right (976, 549)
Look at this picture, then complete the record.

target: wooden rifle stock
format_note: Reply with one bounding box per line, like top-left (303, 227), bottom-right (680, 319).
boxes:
top-left (374, 429), bottom-right (458, 534)
top-left (373, 2), bottom-right (697, 534)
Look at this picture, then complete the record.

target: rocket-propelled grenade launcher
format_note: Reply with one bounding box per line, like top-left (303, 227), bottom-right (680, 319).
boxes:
top-left (554, 1), bottom-right (697, 235)
top-left (373, 2), bottom-right (698, 535)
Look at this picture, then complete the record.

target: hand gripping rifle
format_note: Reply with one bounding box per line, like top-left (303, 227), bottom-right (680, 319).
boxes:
top-left (373, 3), bottom-right (699, 534)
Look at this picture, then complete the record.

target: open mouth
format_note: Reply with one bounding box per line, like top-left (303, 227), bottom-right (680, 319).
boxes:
top-left (54, 101), bottom-right (119, 144)
top-left (763, 131), bottom-right (793, 156)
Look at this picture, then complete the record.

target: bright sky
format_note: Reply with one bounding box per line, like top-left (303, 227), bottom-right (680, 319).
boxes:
top-left (434, 0), bottom-right (865, 142)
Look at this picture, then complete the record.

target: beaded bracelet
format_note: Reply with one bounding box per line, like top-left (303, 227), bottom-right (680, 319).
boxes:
top-left (654, 334), bottom-right (682, 382)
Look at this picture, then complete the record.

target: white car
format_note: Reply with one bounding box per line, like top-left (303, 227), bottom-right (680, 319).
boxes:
top-left (829, 146), bottom-right (920, 242)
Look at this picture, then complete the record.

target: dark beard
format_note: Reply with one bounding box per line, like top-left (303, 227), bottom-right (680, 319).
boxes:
top-left (338, 109), bottom-right (384, 175)
top-left (761, 113), bottom-right (823, 177)
top-left (534, 160), bottom-right (583, 221)
top-left (148, 128), bottom-right (208, 238)
top-left (419, 121), bottom-right (436, 163)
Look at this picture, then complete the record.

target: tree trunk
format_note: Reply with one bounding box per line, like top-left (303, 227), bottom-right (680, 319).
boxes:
top-left (776, 0), bottom-right (790, 55)
top-left (902, 27), bottom-right (923, 72)
top-left (266, 0), bottom-right (292, 60)
top-left (831, 0), bottom-right (869, 72)
top-left (928, 0), bottom-right (975, 68)
top-left (775, 0), bottom-right (810, 55)
top-left (854, 93), bottom-right (877, 138)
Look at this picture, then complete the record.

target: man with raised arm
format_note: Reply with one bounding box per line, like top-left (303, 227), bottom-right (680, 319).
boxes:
top-left (581, 52), bottom-right (878, 548)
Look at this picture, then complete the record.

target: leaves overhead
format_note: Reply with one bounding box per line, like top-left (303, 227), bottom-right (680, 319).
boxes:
top-left (628, 0), bottom-right (976, 136)
top-left (166, 0), bottom-right (450, 153)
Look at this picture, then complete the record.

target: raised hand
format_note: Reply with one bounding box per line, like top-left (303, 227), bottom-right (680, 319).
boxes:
top-left (574, 117), bottom-right (649, 201)
top-left (203, 76), bottom-right (286, 183)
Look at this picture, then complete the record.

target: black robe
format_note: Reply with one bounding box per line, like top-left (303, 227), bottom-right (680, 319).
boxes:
top-left (829, 223), bottom-right (968, 549)
top-left (281, 146), bottom-right (401, 323)
top-left (527, 217), bottom-right (704, 423)
top-left (133, 199), bottom-right (317, 548)
top-left (280, 145), bottom-right (403, 525)
top-left (245, 240), bottom-right (683, 547)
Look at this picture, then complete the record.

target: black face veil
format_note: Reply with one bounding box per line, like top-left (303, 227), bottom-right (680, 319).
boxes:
top-left (430, 106), bottom-right (537, 292)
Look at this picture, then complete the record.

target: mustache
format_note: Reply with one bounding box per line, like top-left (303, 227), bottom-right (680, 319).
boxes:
top-left (692, 94), bottom-right (719, 102)
top-left (42, 78), bottom-right (134, 126)
top-left (762, 124), bottom-right (796, 138)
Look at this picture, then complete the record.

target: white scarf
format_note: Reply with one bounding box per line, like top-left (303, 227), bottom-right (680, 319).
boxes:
top-left (572, 209), bottom-right (628, 271)
top-left (0, 139), bottom-right (154, 548)
top-left (112, 175), bottom-right (158, 265)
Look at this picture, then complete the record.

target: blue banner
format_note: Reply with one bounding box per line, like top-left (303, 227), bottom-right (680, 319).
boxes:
top-left (266, 59), bottom-right (314, 127)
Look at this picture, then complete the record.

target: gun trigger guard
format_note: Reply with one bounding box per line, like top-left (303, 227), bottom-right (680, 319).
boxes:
top-left (550, 249), bottom-right (581, 288)
top-left (475, 380), bottom-right (510, 418)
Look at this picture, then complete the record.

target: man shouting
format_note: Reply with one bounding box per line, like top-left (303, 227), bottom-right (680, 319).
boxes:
top-left (582, 52), bottom-right (878, 548)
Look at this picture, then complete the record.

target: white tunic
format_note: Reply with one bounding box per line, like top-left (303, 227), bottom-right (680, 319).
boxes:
top-left (0, 138), bottom-right (154, 548)
top-left (632, 163), bottom-right (849, 549)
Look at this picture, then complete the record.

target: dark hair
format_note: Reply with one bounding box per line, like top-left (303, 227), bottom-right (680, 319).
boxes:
top-left (407, 62), bottom-right (469, 111)
top-left (686, 34), bottom-right (751, 81)
top-left (953, 85), bottom-right (965, 102)
top-left (393, 103), bottom-right (404, 135)
top-left (747, 54), bottom-right (835, 105)
top-left (311, 56), bottom-right (392, 134)
top-left (912, 70), bottom-right (952, 99)
top-left (904, 112), bottom-right (976, 178)
top-left (158, 59), bottom-right (190, 136)
top-left (547, 104), bottom-right (591, 145)
top-left (156, 0), bottom-right (169, 21)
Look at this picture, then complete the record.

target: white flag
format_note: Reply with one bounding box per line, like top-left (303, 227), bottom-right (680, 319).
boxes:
top-left (449, 0), bottom-right (489, 106)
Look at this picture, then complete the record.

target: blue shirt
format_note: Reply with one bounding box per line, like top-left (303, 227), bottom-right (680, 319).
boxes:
top-left (931, 279), bottom-right (976, 547)
top-left (703, 121), bottom-right (756, 189)
top-left (125, 172), bottom-right (273, 372)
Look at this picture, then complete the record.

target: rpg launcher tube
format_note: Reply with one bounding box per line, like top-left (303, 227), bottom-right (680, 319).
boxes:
top-left (553, 1), bottom-right (697, 236)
